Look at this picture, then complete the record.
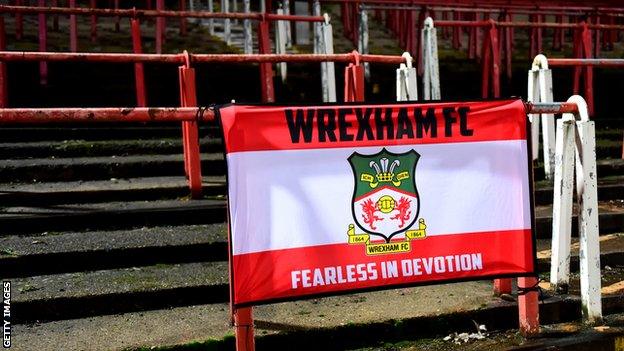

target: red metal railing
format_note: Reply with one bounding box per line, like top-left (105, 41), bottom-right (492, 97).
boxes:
top-left (0, 4), bottom-right (327, 90)
top-left (0, 50), bottom-right (406, 198)
top-left (0, 102), bottom-right (580, 122)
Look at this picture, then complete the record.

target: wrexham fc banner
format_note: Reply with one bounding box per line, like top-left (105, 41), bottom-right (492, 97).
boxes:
top-left (219, 99), bottom-right (535, 307)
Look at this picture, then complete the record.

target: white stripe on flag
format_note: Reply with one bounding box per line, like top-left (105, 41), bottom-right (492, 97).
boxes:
top-left (228, 140), bottom-right (531, 255)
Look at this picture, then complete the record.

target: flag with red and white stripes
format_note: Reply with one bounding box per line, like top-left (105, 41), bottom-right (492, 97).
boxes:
top-left (219, 99), bottom-right (535, 307)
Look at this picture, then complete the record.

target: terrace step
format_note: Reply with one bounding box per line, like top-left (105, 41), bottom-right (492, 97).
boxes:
top-left (533, 176), bottom-right (624, 205)
top-left (0, 153), bottom-right (225, 182)
top-left (0, 137), bottom-right (223, 159)
top-left (0, 176), bottom-right (226, 205)
top-left (10, 279), bottom-right (624, 350)
top-left (0, 198), bottom-right (227, 235)
top-left (0, 126), bottom-right (221, 142)
top-left (11, 261), bottom-right (229, 324)
top-left (5, 231), bottom-right (624, 324)
top-left (0, 224), bottom-right (228, 278)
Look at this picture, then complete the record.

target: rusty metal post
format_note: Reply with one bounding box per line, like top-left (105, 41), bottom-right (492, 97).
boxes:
top-left (156, 0), bottom-right (165, 54)
top-left (481, 21), bottom-right (500, 99)
top-left (131, 18), bottom-right (147, 107)
top-left (178, 52), bottom-right (202, 199)
top-left (0, 16), bottom-right (7, 107)
top-left (51, 0), bottom-right (59, 31)
top-left (90, 0), bottom-right (97, 43)
top-left (452, 10), bottom-right (461, 49)
top-left (572, 22), bottom-right (594, 115)
top-left (468, 12), bottom-right (477, 59)
top-left (38, 0), bottom-right (47, 86)
top-left (114, 0), bottom-right (120, 32)
top-left (234, 307), bottom-right (255, 351)
top-left (179, 0), bottom-right (187, 36)
top-left (69, 0), bottom-right (78, 52)
top-left (15, 0), bottom-right (23, 39)
top-left (518, 276), bottom-right (540, 336)
top-left (257, 17), bottom-right (275, 102)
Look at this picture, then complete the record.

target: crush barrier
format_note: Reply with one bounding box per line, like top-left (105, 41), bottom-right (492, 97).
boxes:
top-left (358, 13), bottom-right (624, 100)
top-left (0, 4), bottom-right (328, 97)
top-left (0, 98), bottom-right (601, 348)
top-left (528, 55), bottom-right (624, 175)
top-left (0, 50), bottom-right (414, 198)
top-left (337, 0), bottom-right (624, 57)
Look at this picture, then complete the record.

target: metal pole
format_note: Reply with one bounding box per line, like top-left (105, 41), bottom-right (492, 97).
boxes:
top-left (208, 0), bottom-right (215, 35)
top-left (283, 0), bottom-right (292, 48)
top-left (222, 0), bottom-right (231, 45)
top-left (131, 18), bottom-right (147, 107)
top-left (0, 16), bottom-right (7, 107)
top-left (358, 7), bottom-right (369, 79)
top-left (69, 0), bottom-right (78, 52)
top-left (37, 0), bottom-right (47, 86)
top-left (257, 19), bottom-right (275, 102)
top-left (90, 0), bottom-right (97, 43)
top-left (234, 307), bottom-right (255, 351)
top-left (178, 55), bottom-right (203, 199)
top-left (0, 107), bottom-right (214, 123)
top-left (243, 0), bottom-right (252, 54)
top-left (156, 0), bottom-right (165, 53)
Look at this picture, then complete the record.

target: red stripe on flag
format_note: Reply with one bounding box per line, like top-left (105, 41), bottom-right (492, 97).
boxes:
top-left (231, 229), bottom-right (534, 306)
top-left (220, 100), bottom-right (527, 153)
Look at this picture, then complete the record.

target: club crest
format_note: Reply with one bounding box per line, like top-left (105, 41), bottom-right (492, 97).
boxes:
top-left (347, 148), bottom-right (427, 255)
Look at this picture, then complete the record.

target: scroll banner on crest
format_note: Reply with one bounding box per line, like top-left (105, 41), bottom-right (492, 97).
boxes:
top-left (219, 99), bottom-right (535, 307)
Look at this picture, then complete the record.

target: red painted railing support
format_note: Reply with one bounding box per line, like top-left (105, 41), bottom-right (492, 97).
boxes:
top-left (494, 278), bottom-right (512, 295)
top-left (114, 0), bottom-right (120, 32)
top-left (15, 0), bottom-right (23, 39)
top-left (344, 52), bottom-right (365, 102)
top-left (178, 51), bottom-right (202, 199)
top-left (572, 22), bottom-right (594, 115)
top-left (529, 14), bottom-right (543, 59)
top-left (37, 0), bottom-right (47, 86)
top-left (468, 12), bottom-right (477, 60)
top-left (257, 17), bottom-right (275, 102)
top-left (518, 276), bottom-right (540, 337)
top-left (131, 17), bottom-right (147, 107)
top-left (156, 0), bottom-right (165, 54)
top-left (0, 16), bottom-right (7, 107)
top-left (234, 307), bottom-right (255, 351)
top-left (553, 14), bottom-right (564, 51)
top-left (452, 10), bottom-right (461, 49)
top-left (480, 20), bottom-right (500, 99)
top-left (179, 0), bottom-right (187, 36)
top-left (69, 0), bottom-right (78, 52)
top-left (499, 11), bottom-right (513, 80)
top-left (90, 0), bottom-right (97, 43)
top-left (51, 0), bottom-right (59, 31)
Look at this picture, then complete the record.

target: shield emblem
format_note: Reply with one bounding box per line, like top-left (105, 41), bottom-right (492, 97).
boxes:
top-left (348, 148), bottom-right (420, 243)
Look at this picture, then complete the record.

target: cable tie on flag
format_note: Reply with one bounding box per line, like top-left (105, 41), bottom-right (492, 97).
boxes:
top-left (195, 105), bottom-right (209, 123)
top-left (517, 278), bottom-right (546, 303)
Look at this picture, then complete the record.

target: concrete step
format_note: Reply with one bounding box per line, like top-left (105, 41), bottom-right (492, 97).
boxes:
top-left (9, 282), bottom-right (624, 350)
top-left (6, 232), bottom-right (624, 323)
top-left (11, 261), bottom-right (229, 324)
top-left (0, 137), bottom-right (223, 159)
top-left (0, 126), bottom-right (221, 142)
top-left (533, 176), bottom-right (624, 205)
top-left (0, 224), bottom-right (228, 278)
top-left (0, 176), bottom-right (226, 206)
top-left (0, 153), bottom-right (225, 182)
top-left (0, 198), bottom-right (227, 235)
